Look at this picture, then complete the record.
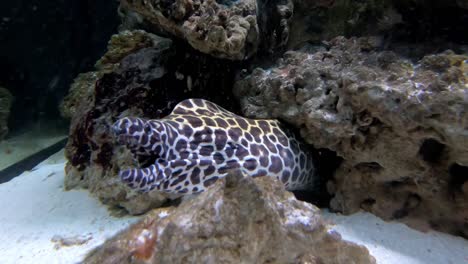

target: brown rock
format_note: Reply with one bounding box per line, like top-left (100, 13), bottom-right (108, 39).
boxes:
top-left (119, 0), bottom-right (295, 60)
top-left (60, 30), bottom-right (170, 120)
top-left (84, 171), bottom-right (375, 264)
top-left (63, 31), bottom-right (175, 214)
top-left (234, 37), bottom-right (468, 237)
top-left (120, 0), bottom-right (260, 60)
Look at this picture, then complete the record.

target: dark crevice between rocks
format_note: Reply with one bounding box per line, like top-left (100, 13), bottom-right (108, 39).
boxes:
top-left (429, 219), bottom-right (468, 239)
top-left (168, 40), bottom-right (244, 114)
top-left (294, 148), bottom-right (343, 208)
top-left (384, 177), bottom-right (412, 189)
top-left (256, 0), bottom-right (292, 59)
top-left (384, 2), bottom-right (468, 59)
top-left (392, 193), bottom-right (422, 220)
top-left (391, 0), bottom-right (468, 44)
top-left (360, 198), bottom-right (376, 211)
top-left (419, 138), bottom-right (445, 163)
top-left (355, 162), bottom-right (383, 172)
top-left (216, 0), bottom-right (240, 7)
top-left (448, 163), bottom-right (468, 193)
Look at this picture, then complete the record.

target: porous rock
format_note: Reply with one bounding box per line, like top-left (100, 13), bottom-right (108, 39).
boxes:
top-left (120, 0), bottom-right (258, 60)
top-left (234, 36), bottom-right (468, 237)
top-left (120, 0), bottom-right (294, 60)
top-left (84, 171), bottom-right (375, 264)
top-left (0, 87), bottom-right (13, 140)
top-left (63, 29), bottom-right (240, 214)
top-left (64, 30), bottom-right (173, 215)
top-left (60, 30), bottom-right (170, 119)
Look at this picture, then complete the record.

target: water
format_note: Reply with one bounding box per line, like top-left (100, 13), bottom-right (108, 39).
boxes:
top-left (0, 1), bottom-right (467, 263)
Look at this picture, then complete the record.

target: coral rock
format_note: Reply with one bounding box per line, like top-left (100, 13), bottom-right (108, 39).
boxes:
top-left (60, 30), bottom-right (170, 120)
top-left (120, 0), bottom-right (259, 60)
top-left (84, 171), bottom-right (375, 264)
top-left (234, 37), bottom-right (468, 237)
top-left (63, 31), bottom-right (175, 214)
top-left (120, 0), bottom-right (294, 59)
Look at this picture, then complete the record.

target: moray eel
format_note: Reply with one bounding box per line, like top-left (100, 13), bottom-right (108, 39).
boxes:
top-left (113, 99), bottom-right (316, 194)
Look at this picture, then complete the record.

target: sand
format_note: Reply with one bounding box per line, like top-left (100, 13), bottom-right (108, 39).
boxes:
top-left (0, 127), bottom-right (66, 170)
top-left (323, 211), bottom-right (468, 264)
top-left (0, 150), bottom-right (467, 264)
top-left (0, 150), bottom-right (139, 264)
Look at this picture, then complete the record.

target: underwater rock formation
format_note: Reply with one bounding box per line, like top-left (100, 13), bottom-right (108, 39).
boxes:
top-left (0, 87), bottom-right (13, 141)
top-left (63, 30), bottom-right (240, 214)
top-left (60, 30), bottom-right (169, 119)
top-left (63, 30), bottom-right (173, 214)
top-left (61, 0), bottom-right (468, 240)
top-left (84, 171), bottom-right (375, 264)
top-left (120, 0), bottom-right (259, 60)
top-left (234, 36), bottom-right (468, 237)
top-left (120, 0), bottom-right (294, 59)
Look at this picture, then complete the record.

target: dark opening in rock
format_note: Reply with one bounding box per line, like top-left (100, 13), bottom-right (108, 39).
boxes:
top-left (355, 162), bottom-right (383, 172)
top-left (384, 177), bottom-right (411, 188)
top-left (294, 148), bottom-right (343, 208)
top-left (405, 193), bottom-right (422, 209)
top-left (419, 138), bottom-right (445, 163)
top-left (216, 0), bottom-right (239, 6)
top-left (449, 163), bottom-right (468, 192)
top-left (393, 1), bottom-right (468, 44)
top-left (360, 198), bottom-right (376, 211)
top-left (392, 208), bottom-right (409, 219)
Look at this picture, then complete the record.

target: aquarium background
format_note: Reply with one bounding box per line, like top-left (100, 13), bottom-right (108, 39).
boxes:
top-left (0, 0), bottom-right (467, 262)
top-left (0, 0), bottom-right (119, 134)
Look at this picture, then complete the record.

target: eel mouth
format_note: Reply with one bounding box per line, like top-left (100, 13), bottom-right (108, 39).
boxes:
top-left (137, 155), bottom-right (159, 168)
top-left (111, 120), bottom-right (141, 150)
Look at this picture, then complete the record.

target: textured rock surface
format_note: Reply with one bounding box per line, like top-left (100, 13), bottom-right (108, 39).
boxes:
top-left (84, 172), bottom-right (375, 264)
top-left (0, 87), bottom-right (13, 141)
top-left (120, 0), bottom-right (259, 60)
top-left (120, 0), bottom-right (294, 60)
top-left (64, 30), bottom-right (173, 215)
top-left (61, 0), bottom-right (468, 240)
top-left (63, 30), bottom-right (240, 214)
top-left (60, 72), bottom-right (100, 120)
top-left (60, 30), bottom-right (169, 119)
top-left (234, 37), bottom-right (468, 237)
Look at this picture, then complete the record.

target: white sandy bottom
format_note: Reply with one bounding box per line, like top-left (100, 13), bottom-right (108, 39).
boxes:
top-left (0, 127), bottom-right (66, 170)
top-left (0, 150), bottom-right (139, 264)
top-left (323, 211), bottom-right (468, 264)
top-left (0, 150), bottom-right (467, 264)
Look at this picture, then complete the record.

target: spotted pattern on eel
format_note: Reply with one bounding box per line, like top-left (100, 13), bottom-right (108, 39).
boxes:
top-left (112, 98), bottom-right (316, 194)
